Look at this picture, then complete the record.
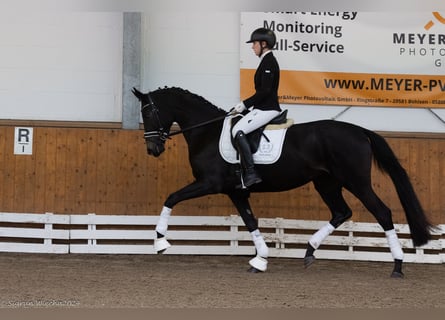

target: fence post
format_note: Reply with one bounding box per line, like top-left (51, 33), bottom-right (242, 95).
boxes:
top-left (44, 212), bottom-right (53, 247)
top-left (87, 213), bottom-right (97, 246)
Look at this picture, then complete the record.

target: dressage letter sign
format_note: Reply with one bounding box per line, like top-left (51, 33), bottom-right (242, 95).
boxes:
top-left (14, 127), bottom-right (33, 155)
top-left (240, 12), bottom-right (445, 108)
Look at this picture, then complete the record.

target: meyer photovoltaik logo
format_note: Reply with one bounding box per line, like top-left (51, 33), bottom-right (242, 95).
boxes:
top-left (393, 12), bottom-right (445, 68)
top-left (424, 12), bottom-right (445, 30)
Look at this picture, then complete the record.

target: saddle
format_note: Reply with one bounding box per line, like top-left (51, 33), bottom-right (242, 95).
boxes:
top-left (231, 110), bottom-right (290, 153)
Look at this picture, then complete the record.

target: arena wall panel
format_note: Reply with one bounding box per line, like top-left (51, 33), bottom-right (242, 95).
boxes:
top-left (0, 125), bottom-right (444, 225)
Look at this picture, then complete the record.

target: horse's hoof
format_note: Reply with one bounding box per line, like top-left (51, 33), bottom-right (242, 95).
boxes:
top-left (154, 237), bottom-right (171, 253)
top-left (390, 271), bottom-right (404, 278)
top-left (304, 255), bottom-right (315, 268)
top-left (247, 266), bottom-right (262, 273)
top-left (249, 256), bottom-right (268, 272)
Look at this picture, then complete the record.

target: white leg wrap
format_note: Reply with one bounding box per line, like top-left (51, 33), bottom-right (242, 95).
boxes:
top-left (309, 223), bottom-right (335, 249)
top-left (385, 229), bottom-right (404, 260)
top-left (249, 255), bottom-right (268, 272)
top-left (155, 206), bottom-right (172, 235)
top-left (251, 229), bottom-right (268, 258)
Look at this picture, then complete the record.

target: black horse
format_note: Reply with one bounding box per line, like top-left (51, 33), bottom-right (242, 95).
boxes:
top-left (133, 86), bottom-right (433, 277)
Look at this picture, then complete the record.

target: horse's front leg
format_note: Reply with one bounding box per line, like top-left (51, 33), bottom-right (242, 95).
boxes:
top-left (153, 206), bottom-right (172, 252)
top-left (228, 191), bottom-right (268, 272)
top-left (154, 180), bottom-right (214, 253)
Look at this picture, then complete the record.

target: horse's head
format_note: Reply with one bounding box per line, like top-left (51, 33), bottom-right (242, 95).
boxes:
top-left (132, 87), bottom-right (173, 157)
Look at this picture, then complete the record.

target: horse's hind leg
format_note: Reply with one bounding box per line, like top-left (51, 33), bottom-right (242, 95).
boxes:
top-left (228, 191), bottom-right (268, 272)
top-left (304, 177), bottom-right (352, 268)
top-left (351, 186), bottom-right (404, 278)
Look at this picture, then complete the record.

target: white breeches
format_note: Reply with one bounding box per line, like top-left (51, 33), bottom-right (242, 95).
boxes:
top-left (232, 109), bottom-right (280, 138)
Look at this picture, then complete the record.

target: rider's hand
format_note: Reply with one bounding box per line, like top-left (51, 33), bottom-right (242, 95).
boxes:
top-left (233, 102), bottom-right (246, 113)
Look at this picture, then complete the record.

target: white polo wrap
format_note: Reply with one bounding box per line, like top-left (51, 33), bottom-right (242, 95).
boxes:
top-left (251, 229), bottom-right (269, 258)
top-left (309, 223), bottom-right (335, 249)
top-left (155, 206), bottom-right (172, 236)
top-left (385, 229), bottom-right (404, 260)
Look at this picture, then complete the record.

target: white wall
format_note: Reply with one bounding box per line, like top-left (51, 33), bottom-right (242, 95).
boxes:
top-left (0, 12), bottom-right (123, 122)
top-left (142, 12), bottom-right (240, 108)
top-left (1, 9), bottom-right (444, 132)
top-left (142, 11), bottom-right (445, 133)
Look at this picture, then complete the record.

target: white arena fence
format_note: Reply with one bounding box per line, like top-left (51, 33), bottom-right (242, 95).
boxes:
top-left (0, 212), bottom-right (443, 263)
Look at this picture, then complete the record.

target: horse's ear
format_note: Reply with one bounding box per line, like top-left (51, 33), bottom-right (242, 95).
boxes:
top-left (132, 87), bottom-right (144, 100)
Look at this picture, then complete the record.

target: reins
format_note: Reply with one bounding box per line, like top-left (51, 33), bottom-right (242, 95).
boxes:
top-left (167, 112), bottom-right (233, 137)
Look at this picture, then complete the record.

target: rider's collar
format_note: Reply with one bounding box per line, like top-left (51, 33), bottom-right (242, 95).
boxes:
top-left (260, 50), bottom-right (272, 60)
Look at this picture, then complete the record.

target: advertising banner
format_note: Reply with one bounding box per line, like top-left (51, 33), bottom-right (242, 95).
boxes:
top-left (240, 12), bottom-right (445, 108)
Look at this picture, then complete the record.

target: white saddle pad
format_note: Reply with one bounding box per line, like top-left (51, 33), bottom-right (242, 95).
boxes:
top-left (219, 116), bottom-right (288, 165)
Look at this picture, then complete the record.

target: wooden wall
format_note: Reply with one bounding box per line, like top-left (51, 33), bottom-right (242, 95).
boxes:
top-left (0, 125), bottom-right (444, 225)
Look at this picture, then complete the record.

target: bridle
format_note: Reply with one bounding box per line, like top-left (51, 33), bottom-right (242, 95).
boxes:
top-left (141, 93), bottom-right (170, 142)
top-left (141, 93), bottom-right (233, 141)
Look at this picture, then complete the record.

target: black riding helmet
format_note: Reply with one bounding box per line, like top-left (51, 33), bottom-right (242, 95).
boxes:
top-left (246, 28), bottom-right (276, 49)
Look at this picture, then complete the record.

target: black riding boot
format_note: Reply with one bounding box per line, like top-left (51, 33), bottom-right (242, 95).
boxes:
top-left (234, 131), bottom-right (262, 187)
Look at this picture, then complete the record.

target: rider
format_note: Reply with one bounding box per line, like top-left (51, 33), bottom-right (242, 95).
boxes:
top-left (232, 28), bottom-right (282, 187)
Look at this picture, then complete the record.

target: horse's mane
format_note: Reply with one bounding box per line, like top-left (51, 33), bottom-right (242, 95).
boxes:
top-left (153, 86), bottom-right (227, 114)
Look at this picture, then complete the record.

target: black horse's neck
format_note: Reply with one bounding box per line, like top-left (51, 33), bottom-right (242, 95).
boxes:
top-left (151, 87), bottom-right (227, 140)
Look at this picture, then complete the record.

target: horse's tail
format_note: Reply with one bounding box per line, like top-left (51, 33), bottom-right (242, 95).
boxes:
top-left (363, 129), bottom-right (434, 247)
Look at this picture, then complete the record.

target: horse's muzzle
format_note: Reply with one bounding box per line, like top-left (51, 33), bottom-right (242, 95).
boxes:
top-left (146, 141), bottom-right (165, 157)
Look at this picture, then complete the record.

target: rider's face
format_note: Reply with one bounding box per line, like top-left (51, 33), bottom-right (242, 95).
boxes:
top-left (251, 41), bottom-right (263, 57)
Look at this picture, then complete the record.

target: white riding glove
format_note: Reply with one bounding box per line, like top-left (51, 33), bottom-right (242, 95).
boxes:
top-left (233, 102), bottom-right (246, 113)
